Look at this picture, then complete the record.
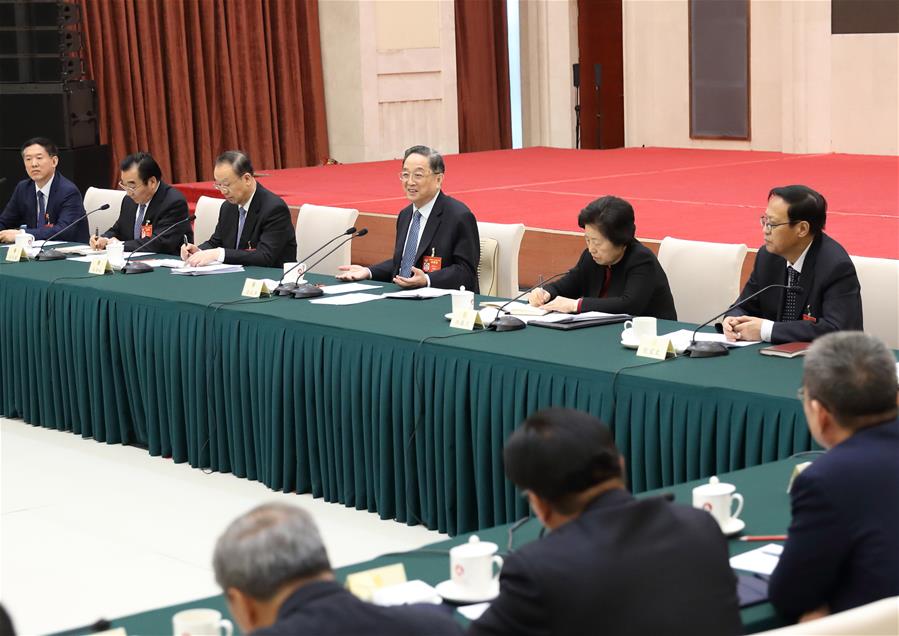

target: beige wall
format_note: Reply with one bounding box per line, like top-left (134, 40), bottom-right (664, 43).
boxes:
top-left (519, 0), bottom-right (579, 148)
top-left (318, 0), bottom-right (459, 163)
top-left (624, 0), bottom-right (899, 155)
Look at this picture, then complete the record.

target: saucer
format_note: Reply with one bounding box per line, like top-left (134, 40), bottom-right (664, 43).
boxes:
top-left (721, 517), bottom-right (746, 537)
top-left (620, 328), bottom-right (641, 348)
top-left (435, 579), bottom-right (500, 604)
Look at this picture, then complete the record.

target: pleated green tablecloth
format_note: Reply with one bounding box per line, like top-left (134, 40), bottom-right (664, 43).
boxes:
top-left (1, 256), bottom-right (813, 534)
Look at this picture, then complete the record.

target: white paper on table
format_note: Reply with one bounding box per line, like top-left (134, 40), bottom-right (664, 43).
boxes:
top-left (320, 282), bottom-right (382, 295)
top-left (457, 603), bottom-right (491, 621)
top-left (123, 251), bottom-right (152, 258)
top-left (729, 543), bottom-right (783, 575)
top-left (664, 329), bottom-right (759, 349)
top-left (530, 311), bottom-right (629, 324)
top-left (478, 306), bottom-right (557, 326)
top-left (32, 240), bottom-right (66, 247)
top-left (309, 292), bottom-right (384, 305)
top-left (67, 255), bottom-right (100, 263)
top-left (170, 263), bottom-right (244, 275)
top-left (383, 287), bottom-right (460, 299)
top-left (139, 259), bottom-right (185, 268)
top-left (479, 301), bottom-right (548, 316)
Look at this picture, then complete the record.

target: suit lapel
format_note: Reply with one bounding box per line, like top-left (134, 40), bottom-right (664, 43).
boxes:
top-left (393, 205), bottom-right (413, 263)
top-left (414, 192), bottom-right (444, 263)
top-left (794, 235), bottom-right (822, 318)
top-left (241, 186), bottom-right (264, 246)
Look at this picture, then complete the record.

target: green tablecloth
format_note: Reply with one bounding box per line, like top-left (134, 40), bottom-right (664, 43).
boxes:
top-left (1, 256), bottom-right (813, 534)
top-left (54, 458), bottom-right (804, 636)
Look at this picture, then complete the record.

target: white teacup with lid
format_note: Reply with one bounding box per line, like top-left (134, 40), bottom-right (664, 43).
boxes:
top-left (692, 475), bottom-right (744, 533)
top-left (449, 535), bottom-right (503, 597)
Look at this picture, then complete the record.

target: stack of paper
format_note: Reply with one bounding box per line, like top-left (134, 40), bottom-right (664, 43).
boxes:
top-left (480, 301), bottom-right (548, 316)
top-left (309, 293), bottom-right (384, 305)
top-left (531, 311), bottom-right (629, 324)
top-left (664, 329), bottom-right (759, 349)
top-left (729, 544), bottom-right (783, 575)
top-left (171, 264), bottom-right (244, 275)
top-left (383, 288), bottom-right (459, 299)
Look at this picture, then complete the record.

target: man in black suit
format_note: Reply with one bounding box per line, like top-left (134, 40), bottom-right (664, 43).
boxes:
top-left (723, 185), bottom-right (862, 343)
top-left (337, 145), bottom-right (480, 291)
top-left (470, 408), bottom-right (741, 636)
top-left (181, 150), bottom-right (296, 268)
top-left (0, 137), bottom-right (86, 243)
top-left (90, 152), bottom-right (191, 256)
top-left (769, 332), bottom-right (899, 623)
top-left (213, 502), bottom-right (462, 636)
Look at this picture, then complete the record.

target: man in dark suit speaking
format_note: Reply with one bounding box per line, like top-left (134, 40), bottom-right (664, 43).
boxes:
top-left (90, 152), bottom-right (191, 255)
top-left (0, 137), bottom-right (87, 243)
top-left (769, 332), bottom-right (899, 623)
top-left (470, 408), bottom-right (741, 636)
top-left (723, 185), bottom-right (862, 343)
top-left (337, 145), bottom-right (480, 291)
top-left (181, 150), bottom-right (296, 268)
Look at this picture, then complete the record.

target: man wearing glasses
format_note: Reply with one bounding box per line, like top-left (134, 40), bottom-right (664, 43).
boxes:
top-left (0, 137), bottom-right (86, 243)
top-left (337, 145), bottom-right (480, 291)
top-left (723, 185), bottom-right (862, 343)
top-left (90, 152), bottom-right (191, 255)
top-left (181, 150), bottom-right (296, 268)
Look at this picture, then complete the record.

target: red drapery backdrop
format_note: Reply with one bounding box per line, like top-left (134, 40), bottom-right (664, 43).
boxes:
top-left (77, 0), bottom-right (329, 184)
top-left (454, 0), bottom-right (512, 153)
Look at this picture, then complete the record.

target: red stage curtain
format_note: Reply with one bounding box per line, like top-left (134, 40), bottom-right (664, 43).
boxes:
top-left (77, 0), bottom-right (329, 184)
top-left (454, 0), bottom-right (512, 153)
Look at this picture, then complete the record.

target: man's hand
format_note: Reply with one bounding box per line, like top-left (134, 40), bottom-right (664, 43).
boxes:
top-left (0, 229), bottom-right (19, 244)
top-left (542, 295), bottom-right (578, 314)
top-left (181, 242), bottom-right (199, 262)
top-left (722, 316), bottom-right (742, 341)
top-left (732, 316), bottom-right (764, 342)
top-left (186, 248), bottom-right (219, 267)
top-left (336, 264), bottom-right (371, 282)
top-left (529, 287), bottom-right (550, 307)
top-left (798, 605), bottom-right (829, 623)
top-left (90, 235), bottom-right (111, 250)
top-left (393, 266), bottom-right (427, 289)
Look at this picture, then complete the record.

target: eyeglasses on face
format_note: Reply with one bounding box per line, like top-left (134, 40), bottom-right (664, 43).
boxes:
top-left (759, 215), bottom-right (794, 232)
top-left (399, 171), bottom-right (436, 183)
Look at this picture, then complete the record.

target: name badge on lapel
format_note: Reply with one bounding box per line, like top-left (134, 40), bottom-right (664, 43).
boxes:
top-left (141, 221), bottom-right (153, 238)
top-left (801, 305), bottom-right (816, 323)
top-left (422, 248), bottom-right (442, 273)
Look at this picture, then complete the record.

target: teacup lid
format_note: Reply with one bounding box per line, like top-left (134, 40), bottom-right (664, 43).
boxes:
top-left (693, 475), bottom-right (735, 495)
top-left (451, 535), bottom-right (498, 557)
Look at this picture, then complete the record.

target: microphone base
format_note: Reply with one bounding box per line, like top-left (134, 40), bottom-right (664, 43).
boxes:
top-left (273, 282), bottom-right (299, 296)
top-left (121, 261), bottom-right (154, 275)
top-left (291, 284), bottom-right (324, 299)
top-left (491, 315), bottom-right (526, 332)
top-left (35, 250), bottom-right (66, 261)
top-left (685, 341), bottom-right (729, 358)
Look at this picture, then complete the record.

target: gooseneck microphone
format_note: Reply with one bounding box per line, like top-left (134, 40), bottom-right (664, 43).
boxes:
top-left (291, 229), bottom-right (369, 299)
top-left (490, 271), bottom-right (568, 332)
top-left (121, 215), bottom-right (196, 274)
top-left (273, 226), bottom-right (357, 296)
top-left (686, 283), bottom-right (804, 358)
top-left (35, 203), bottom-right (111, 261)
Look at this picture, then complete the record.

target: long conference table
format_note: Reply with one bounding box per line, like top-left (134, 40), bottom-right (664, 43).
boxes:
top-left (0, 254), bottom-right (814, 535)
top-left (54, 458), bottom-right (806, 635)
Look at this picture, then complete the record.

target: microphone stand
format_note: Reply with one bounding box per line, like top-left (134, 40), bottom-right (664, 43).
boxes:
top-left (292, 229), bottom-right (368, 299)
top-left (685, 284), bottom-right (803, 358)
top-left (490, 271), bottom-right (567, 332)
top-left (35, 203), bottom-right (110, 261)
top-left (274, 227), bottom-right (357, 296)
top-left (121, 215), bottom-right (195, 274)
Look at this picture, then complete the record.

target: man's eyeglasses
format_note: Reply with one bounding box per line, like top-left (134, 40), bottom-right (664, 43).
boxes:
top-left (118, 180), bottom-right (142, 193)
top-left (759, 216), bottom-right (793, 232)
top-left (213, 181), bottom-right (233, 192)
top-left (399, 171), bottom-right (436, 183)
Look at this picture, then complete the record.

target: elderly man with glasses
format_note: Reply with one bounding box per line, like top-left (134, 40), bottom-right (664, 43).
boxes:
top-left (181, 150), bottom-right (296, 268)
top-left (90, 152), bottom-right (191, 256)
top-left (337, 145), bottom-right (480, 291)
top-left (722, 185), bottom-right (862, 344)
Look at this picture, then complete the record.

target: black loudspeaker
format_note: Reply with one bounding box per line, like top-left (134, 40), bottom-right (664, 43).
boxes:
top-left (0, 144), bottom-right (111, 205)
top-left (0, 28), bottom-right (82, 55)
top-left (572, 63), bottom-right (580, 88)
top-left (0, 1), bottom-right (80, 28)
top-left (0, 80), bottom-right (98, 148)
top-left (0, 55), bottom-right (83, 83)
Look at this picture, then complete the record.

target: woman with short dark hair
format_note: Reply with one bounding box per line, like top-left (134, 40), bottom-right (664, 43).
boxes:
top-left (530, 195), bottom-right (677, 318)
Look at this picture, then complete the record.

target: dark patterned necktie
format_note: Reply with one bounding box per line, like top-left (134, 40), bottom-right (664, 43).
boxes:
top-left (37, 190), bottom-right (46, 227)
top-left (399, 210), bottom-right (422, 277)
top-left (783, 266), bottom-right (800, 321)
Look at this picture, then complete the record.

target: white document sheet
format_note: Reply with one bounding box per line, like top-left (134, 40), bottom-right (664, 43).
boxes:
top-left (171, 264), bottom-right (244, 275)
top-left (457, 603), bottom-right (491, 621)
top-left (664, 329), bottom-right (759, 348)
top-left (729, 543), bottom-right (783, 575)
top-left (138, 259), bottom-right (185, 268)
top-left (479, 301), bottom-right (548, 316)
top-left (309, 292), bottom-right (385, 305)
top-left (383, 287), bottom-right (459, 299)
top-left (320, 282), bottom-right (382, 295)
top-left (530, 311), bottom-right (629, 324)
top-left (32, 240), bottom-right (66, 247)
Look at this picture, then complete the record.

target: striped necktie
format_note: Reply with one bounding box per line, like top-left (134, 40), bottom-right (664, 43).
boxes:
top-left (134, 204), bottom-right (147, 240)
top-left (399, 210), bottom-right (422, 277)
top-left (236, 206), bottom-right (248, 249)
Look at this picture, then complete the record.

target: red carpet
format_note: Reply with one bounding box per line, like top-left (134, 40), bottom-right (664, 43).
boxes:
top-left (176, 147), bottom-right (899, 258)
